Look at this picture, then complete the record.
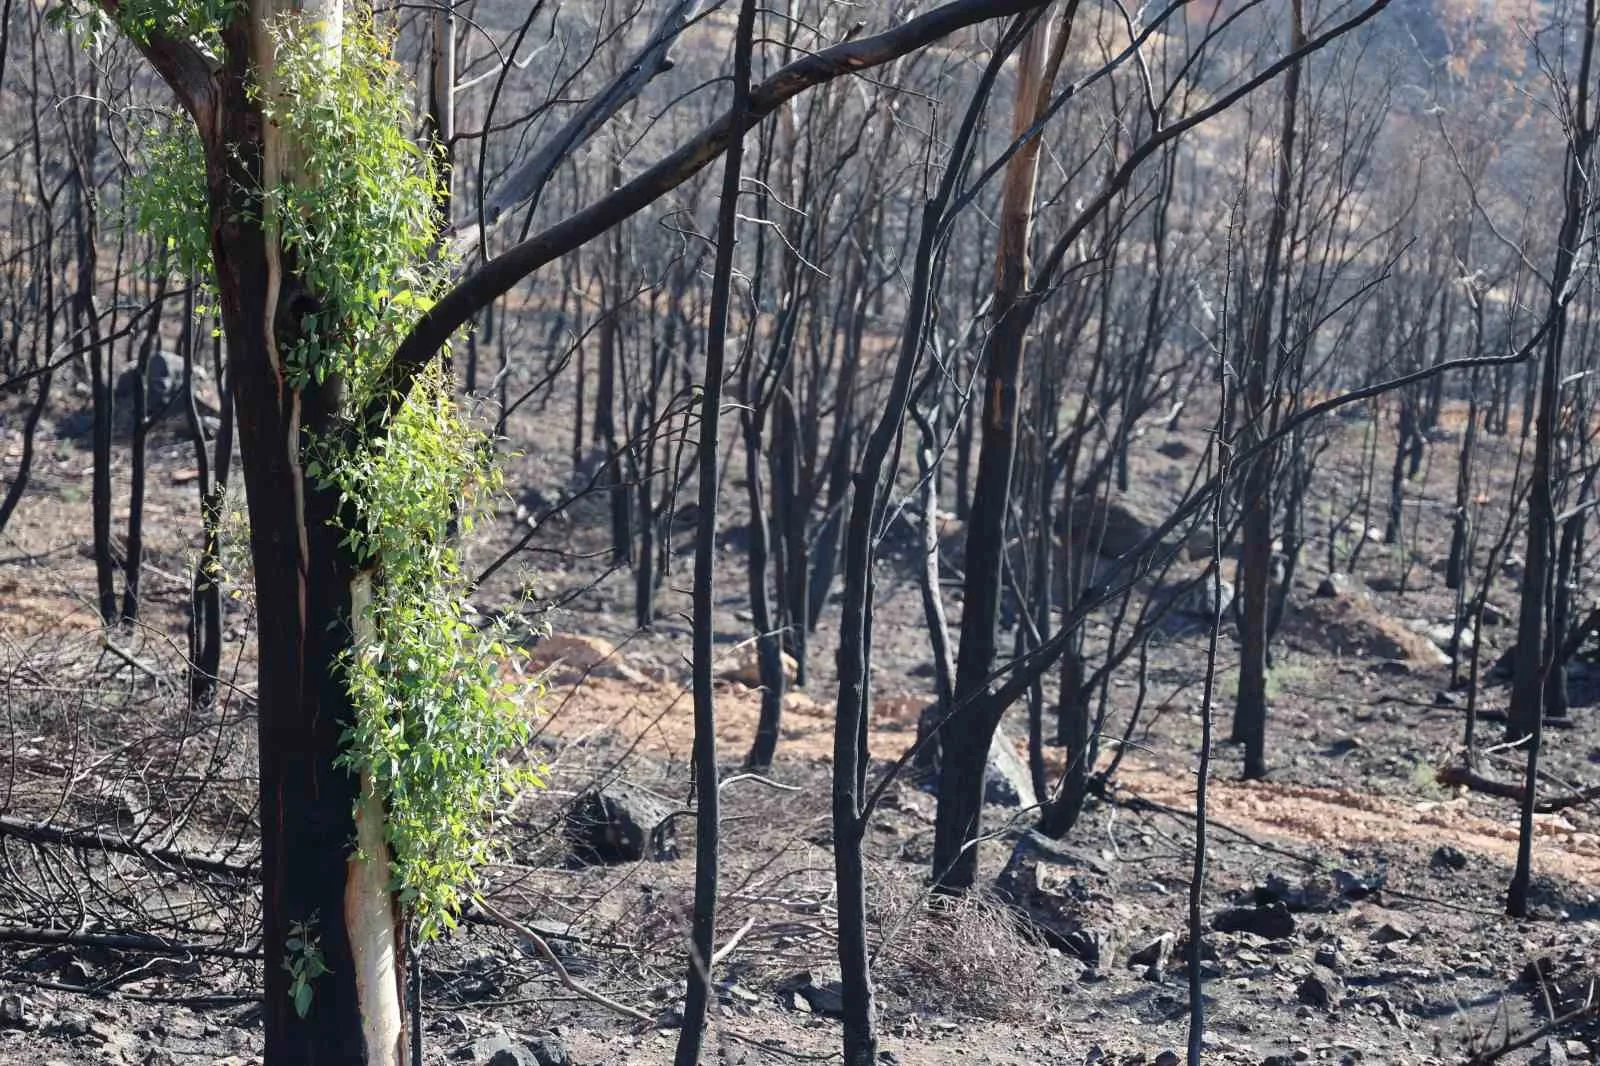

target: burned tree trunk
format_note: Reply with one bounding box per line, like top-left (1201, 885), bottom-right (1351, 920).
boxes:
top-left (1231, 0), bottom-right (1303, 782)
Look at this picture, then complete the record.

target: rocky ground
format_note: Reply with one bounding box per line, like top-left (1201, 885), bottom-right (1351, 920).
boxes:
top-left (2, 385), bottom-right (1599, 1066)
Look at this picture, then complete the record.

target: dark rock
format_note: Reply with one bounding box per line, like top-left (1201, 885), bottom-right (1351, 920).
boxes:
top-left (1155, 1052), bottom-right (1181, 1066)
top-left (1296, 968), bottom-right (1343, 1009)
top-left (1315, 572), bottom-right (1366, 600)
top-left (1129, 934), bottom-right (1174, 969)
top-left (1213, 902), bottom-right (1296, 940)
top-left (1370, 921), bottom-right (1412, 945)
top-left (775, 971), bottom-right (845, 1018)
top-left (1314, 942), bottom-right (1345, 973)
top-left (1431, 845), bottom-right (1469, 871)
top-left (565, 785), bottom-right (677, 864)
top-left (1158, 439), bottom-right (1195, 460)
top-left (1062, 494), bottom-right (1158, 559)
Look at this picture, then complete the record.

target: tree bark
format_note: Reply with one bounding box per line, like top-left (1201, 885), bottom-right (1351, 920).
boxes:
top-left (934, 8), bottom-right (1063, 893)
top-left (1231, 0), bottom-right (1303, 782)
top-left (674, 1), bottom-right (755, 1058)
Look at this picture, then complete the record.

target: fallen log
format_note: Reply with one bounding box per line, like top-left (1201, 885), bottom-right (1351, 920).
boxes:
top-left (1435, 763), bottom-right (1600, 813)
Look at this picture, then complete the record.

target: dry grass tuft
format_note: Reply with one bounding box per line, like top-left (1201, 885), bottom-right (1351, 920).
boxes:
top-left (870, 875), bottom-right (1058, 1024)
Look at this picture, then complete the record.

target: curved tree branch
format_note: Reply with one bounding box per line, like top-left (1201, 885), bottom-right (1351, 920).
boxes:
top-left (369, 0), bottom-right (1053, 430)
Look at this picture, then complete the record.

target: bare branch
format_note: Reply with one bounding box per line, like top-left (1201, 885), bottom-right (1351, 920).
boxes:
top-left (372, 0), bottom-right (1054, 429)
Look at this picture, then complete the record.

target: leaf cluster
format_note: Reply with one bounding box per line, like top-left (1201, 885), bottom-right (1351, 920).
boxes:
top-left (258, 17), bottom-right (541, 941)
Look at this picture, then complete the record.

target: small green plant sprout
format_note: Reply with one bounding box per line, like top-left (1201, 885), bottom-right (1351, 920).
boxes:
top-left (284, 913), bottom-right (329, 1019)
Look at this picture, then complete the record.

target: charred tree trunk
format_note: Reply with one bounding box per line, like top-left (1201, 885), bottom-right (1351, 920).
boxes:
top-left (120, 277), bottom-right (168, 624)
top-left (934, 11), bottom-right (1060, 893)
top-left (0, 369), bottom-right (52, 536)
top-left (1231, 0), bottom-right (1303, 782)
top-left (74, 171), bottom-right (117, 627)
top-left (596, 162), bottom-right (631, 564)
top-left (743, 421), bottom-right (787, 768)
top-left (675, 1), bottom-right (753, 1058)
top-left (1447, 365), bottom-right (1480, 591)
top-left (1509, 0), bottom-right (1597, 917)
top-left (187, 304), bottom-right (233, 711)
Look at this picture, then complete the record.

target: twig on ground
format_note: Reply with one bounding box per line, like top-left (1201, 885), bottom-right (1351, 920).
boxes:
top-left (0, 814), bottom-right (259, 878)
top-left (0, 925), bottom-right (260, 959)
top-left (1467, 997), bottom-right (1599, 1065)
top-left (710, 916), bottom-right (756, 967)
top-left (474, 894), bottom-right (654, 1024)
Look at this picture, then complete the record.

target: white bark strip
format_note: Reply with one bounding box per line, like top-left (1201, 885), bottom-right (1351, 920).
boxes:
top-left (347, 572), bottom-right (406, 1066)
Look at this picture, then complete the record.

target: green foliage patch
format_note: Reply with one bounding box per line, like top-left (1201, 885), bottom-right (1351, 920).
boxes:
top-left (266, 15), bottom-right (540, 941)
top-left (107, 8), bottom-right (541, 946)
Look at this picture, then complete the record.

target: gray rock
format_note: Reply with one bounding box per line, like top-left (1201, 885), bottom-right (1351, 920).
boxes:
top-left (984, 721), bottom-right (1036, 808)
top-left (114, 350), bottom-right (189, 423)
top-left (1534, 1038), bottom-right (1570, 1066)
top-left (565, 785), bottom-right (678, 864)
top-left (456, 1035), bottom-right (570, 1066)
top-left (912, 708), bottom-right (1037, 810)
top-left (0, 992), bottom-right (31, 1030)
top-left (1296, 968), bottom-right (1343, 1009)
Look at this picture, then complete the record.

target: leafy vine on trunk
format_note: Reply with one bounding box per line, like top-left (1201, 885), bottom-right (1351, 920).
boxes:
top-left (106, 7), bottom-right (540, 948)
